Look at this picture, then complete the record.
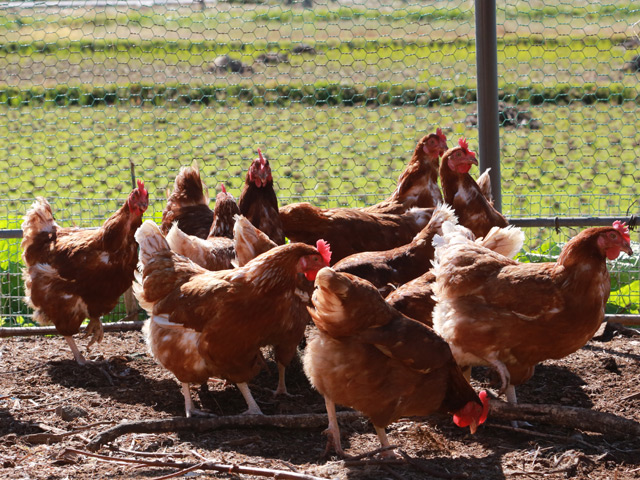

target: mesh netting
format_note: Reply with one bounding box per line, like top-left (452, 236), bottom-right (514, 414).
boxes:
top-left (0, 1), bottom-right (638, 326)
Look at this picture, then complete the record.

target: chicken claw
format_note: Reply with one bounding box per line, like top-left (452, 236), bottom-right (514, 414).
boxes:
top-left (322, 397), bottom-right (347, 458)
top-left (505, 384), bottom-right (533, 428)
top-left (64, 336), bottom-right (88, 365)
top-left (83, 317), bottom-right (104, 348)
top-left (270, 363), bottom-right (302, 398)
top-left (373, 426), bottom-right (400, 459)
top-left (237, 382), bottom-right (263, 415)
top-left (487, 358), bottom-right (510, 395)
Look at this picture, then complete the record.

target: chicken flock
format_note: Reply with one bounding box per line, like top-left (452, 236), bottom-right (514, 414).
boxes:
top-left (20, 130), bottom-right (633, 458)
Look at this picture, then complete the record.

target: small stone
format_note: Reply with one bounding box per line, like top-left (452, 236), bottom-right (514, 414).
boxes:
top-left (55, 405), bottom-right (88, 421)
top-left (601, 357), bottom-right (621, 374)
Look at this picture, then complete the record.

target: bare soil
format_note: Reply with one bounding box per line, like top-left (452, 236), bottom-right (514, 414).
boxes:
top-left (1, 325), bottom-right (639, 480)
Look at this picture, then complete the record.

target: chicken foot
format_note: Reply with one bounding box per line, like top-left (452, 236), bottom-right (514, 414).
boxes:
top-left (83, 316), bottom-right (104, 348)
top-left (374, 426), bottom-right (399, 459)
top-left (485, 358), bottom-right (531, 427)
top-left (271, 363), bottom-right (301, 397)
top-left (237, 382), bottom-right (263, 415)
top-left (64, 336), bottom-right (88, 365)
top-left (505, 384), bottom-right (532, 428)
top-left (64, 335), bottom-right (114, 385)
top-left (182, 383), bottom-right (215, 418)
top-left (322, 397), bottom-right (346, 458)
top-left (486, 357), bottom-right (511, 395)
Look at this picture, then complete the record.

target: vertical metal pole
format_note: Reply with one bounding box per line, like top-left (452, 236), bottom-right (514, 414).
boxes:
top-left (475, 0), bottom-right (502, 212)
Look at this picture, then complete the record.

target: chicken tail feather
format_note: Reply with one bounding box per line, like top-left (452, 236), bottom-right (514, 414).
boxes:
top-left (135, 220), bottom-right (171, 266)
top-left (477, 225), bottom-right (525, 259)
top-left (21, 197), bottom-right (58, 253)
top-left (233, 214), bottom-right (277, 267)
top-left (165, 222), bottom-right (190, 253)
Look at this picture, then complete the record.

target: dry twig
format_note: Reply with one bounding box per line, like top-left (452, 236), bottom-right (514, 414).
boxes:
top-left (622, 390), bottom-right (640, 402)
top-left (64, 448), bottom-right (333, 480)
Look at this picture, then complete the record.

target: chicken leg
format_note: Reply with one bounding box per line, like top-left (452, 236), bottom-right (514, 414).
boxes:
top-left (237, 382), bottom-right (263, 415)
top-left (487, 357), bottom-right (511, 394)
top-left (83, 316), bottom-right (104, 348)
top-left (64, 336), bottom-right (88, 365)
top-left (272, 362), bottom-right (288, 396)
top-left (374, 426), bottom-right (399, 459)
top-left (323, 397), bottom-right (346, 458)
top-left (505, 384), bottom-right (532, 428)
top-left (181, 383), bottom-right (213, 418)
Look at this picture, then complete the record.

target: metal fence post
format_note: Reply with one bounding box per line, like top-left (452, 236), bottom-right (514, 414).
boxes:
top-left (475, 0), bottom-right (502, 212)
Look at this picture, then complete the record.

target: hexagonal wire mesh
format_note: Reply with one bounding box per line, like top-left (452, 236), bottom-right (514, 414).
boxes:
top-left (0, 0), bottom-right (638, 328)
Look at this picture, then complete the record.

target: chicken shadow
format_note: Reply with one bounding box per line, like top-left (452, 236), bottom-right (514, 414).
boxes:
top-left (583, 343), bottom-right (640, 363)
top-left (44, 357), bottom-right (189, 417)
top-left (0, 403), bottom-right (43, 437)
top-left (43, 353), bottom-right (318, 419)
top-left (472, 364), bottom-right (594, 409)
top-left (172, 406), bottom-right (509, 479)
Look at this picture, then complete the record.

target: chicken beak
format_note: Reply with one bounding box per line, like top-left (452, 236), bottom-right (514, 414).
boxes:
top-left (623, 244), bottom-right (634, 256)
top-left (469, 419), bottom-right (478, 435)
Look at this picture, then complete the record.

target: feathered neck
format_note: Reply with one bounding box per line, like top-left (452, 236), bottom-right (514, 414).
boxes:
top-left (242, 243), bottom-right (316, 292)
top-left (439, 153), bottom-right (476, 203)
top-left (557, 227), bottom-right (609, 269)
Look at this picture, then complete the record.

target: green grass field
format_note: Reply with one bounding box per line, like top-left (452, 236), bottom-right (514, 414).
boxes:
top-left (0, 1), bottom-right (638, 325)
top-left (0, 102), bottom-right (636, 215)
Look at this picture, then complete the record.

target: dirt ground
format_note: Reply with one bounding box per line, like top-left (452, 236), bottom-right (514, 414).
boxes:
top-left (1, 324), bottom-right (639, 480)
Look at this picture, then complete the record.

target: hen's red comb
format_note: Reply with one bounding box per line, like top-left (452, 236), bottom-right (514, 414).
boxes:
top-left (220, 184), bottom-right (226, 194)
top-left (136, 179), bottom-right (147, 195)
top-left (458, 137), bottom-right (476, 158)
top-left (316, 239), bottom-right (332, 266)
top-left (257, 148), bottom-right (266, 165)
top-left (436, 128), bottom-right (447, 143)
top-left (613, 221), bottom-right (631, 242)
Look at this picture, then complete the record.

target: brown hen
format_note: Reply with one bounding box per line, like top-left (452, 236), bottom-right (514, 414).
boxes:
top-left (304, 268), bottom-right (488, 458)
top-left (440, 138), bottom-right (508, 238)
top-left (279, 204), bottom-right (433, 264)
top-left (135, 220), bottom-right (330, 416)
top-left (161, 163), bottom-right (213, 239)
top-left (432, 221), bottom-right (633, 405)
top-left (363, 129), bottom-right (447, 214)
top-left (332, 203), bottom-right (456, 296)
top-left (22, 181), bottom-right (149, 364)
top-left (238, 149), bottom-right (285, 245)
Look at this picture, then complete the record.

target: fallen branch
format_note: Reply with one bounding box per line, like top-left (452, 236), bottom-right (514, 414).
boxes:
top-left (604, 316), bottom-right (640, 327)
top-left (87, 411), bottom-right (362, 451)
top-left (0, 319), bottom-right (144, 338)
top-left (86, 401), bottom-right (640, 452)
top-left (488, 399), bottom-right (640, 438)
top-left (64, 448), bottom-right (332, 480)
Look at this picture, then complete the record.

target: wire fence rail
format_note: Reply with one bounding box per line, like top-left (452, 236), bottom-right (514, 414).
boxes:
top-left (0, 0), bottom-right (639, 326)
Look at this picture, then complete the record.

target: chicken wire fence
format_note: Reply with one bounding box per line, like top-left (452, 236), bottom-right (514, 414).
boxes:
top-left (0, 0), bottom-right (639, 327)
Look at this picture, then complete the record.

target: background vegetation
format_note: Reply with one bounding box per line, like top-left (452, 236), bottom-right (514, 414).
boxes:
top-left (0, 0), bottom-right (638, 325)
